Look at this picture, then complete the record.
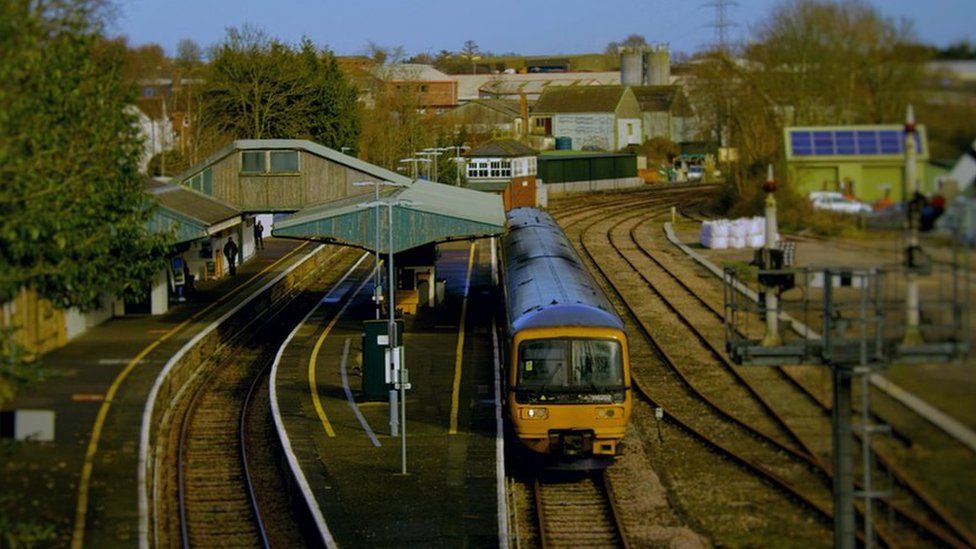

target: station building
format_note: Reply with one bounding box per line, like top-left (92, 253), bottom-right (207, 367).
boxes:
top-left (783, 125), bottom-right (930, 202)
top-left (463, 139), bottom-right (539, 209)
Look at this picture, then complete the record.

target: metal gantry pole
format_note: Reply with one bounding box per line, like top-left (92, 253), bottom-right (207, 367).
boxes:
top-left (833, 363), bottom-right (856, 549)
top-left (373, 185), bottom-right (381, 320)
top-left (823, 277), bottom-right (855, 549)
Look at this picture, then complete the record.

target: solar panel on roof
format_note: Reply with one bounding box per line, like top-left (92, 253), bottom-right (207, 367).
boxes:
top-left (879, 130), bottom-right (901, 154)
top-left (835, 131), bottom-right (856, 155)
top-left (789, 128), bottom-right (923, 157)
top-left (791, 131), bottom-right (813, 155)
top-left (856, 131), bottom-right (879, 155)
top-left (813, 131), bottom-right (833, 155)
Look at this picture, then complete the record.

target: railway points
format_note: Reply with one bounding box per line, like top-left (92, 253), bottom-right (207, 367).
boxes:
top-left (273, 241), bottom-right (501, 547)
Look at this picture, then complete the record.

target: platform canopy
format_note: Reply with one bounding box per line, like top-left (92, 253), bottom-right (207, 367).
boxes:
top-left (271, 179), bottom-right (506, 254)
top-left (146, 179), bottom-right (242, 244)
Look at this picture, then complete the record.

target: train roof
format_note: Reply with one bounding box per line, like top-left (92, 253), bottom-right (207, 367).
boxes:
top-left (504, 208), bottom-right (623, 332)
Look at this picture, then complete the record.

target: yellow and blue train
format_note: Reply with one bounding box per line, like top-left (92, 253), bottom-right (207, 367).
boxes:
top-left (501, 208), bottom-right (631, 468)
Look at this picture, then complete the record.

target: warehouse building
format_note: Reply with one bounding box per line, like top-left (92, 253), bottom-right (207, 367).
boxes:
top-left (536, 150), bottom-right (641, 197)
top-left (529, 86), bottom-right (643, 151)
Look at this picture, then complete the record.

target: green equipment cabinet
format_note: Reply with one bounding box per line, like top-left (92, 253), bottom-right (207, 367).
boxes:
top-left (361, 319), bottom-right (404, 401)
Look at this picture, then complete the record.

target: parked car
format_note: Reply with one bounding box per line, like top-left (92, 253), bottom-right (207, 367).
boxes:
top-left (809, 192), bottom-right (872, 214)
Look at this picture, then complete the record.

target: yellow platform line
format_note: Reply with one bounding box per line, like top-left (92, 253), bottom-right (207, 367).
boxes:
top-left (71, 242), bottom-right (308, 549)
top-left (309, 275), bottom-right (372, 439)
top-left (449, 242), bottom-right (477, 435)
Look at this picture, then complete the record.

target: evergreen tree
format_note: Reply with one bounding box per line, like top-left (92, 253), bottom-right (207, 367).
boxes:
top-left (0, 1), bottom-right (169, 398)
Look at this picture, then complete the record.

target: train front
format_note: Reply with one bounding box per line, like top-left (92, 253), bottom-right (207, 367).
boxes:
top-left (508, 324), bottom-right (631, 466)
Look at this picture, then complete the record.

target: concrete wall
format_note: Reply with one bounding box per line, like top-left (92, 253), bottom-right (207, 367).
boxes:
top-left (552, 113), bottom-right (615, 151)
top-left (541, 176), bottom-right (644, 197)
top-left (618, 117), bottom-right (642, 147)
top-left (149, 269), bottom-right (169, 316)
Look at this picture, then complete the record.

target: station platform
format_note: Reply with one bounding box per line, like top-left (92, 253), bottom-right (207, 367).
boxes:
top-left (0, 238), bottom-right (313, 547)
top-left (274, 240), bottom-right (501, 547)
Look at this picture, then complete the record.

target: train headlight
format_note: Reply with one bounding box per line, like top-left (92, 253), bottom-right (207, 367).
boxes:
top-left (520, 407), bottom-right (549, 420)
top-left (596, 406), bottom-right (625, 419)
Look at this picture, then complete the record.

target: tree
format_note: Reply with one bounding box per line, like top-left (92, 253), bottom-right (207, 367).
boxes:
top-left (198, 27), bottom-right (360, 148)
top-left (120, 41), bottom-right (171, 82)
top-left (358, 82), bottom-right (437, 170)
top-left (365, 41), bottom-right (405, 65)
top-left (175, 38), bottom-right (203, 68)
top-left (298, 39), bottom-right (361, 150)
top-left (0, 1), bottom-right (169, 399)
top-left (461, 40), bottom-right (480, 74)
top-left (688, 0), bottom-right (927, 199)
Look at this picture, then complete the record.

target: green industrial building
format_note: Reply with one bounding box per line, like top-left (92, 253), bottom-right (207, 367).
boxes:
top-left (784, 125), bottom-right (929, 202)
top-left (537, 150), bottom-right (637, 183)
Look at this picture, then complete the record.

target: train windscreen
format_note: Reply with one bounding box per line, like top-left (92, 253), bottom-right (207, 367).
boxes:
top-left (517, 339), bottom-right (624, 394)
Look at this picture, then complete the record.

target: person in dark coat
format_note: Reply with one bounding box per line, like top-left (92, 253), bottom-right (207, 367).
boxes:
top-left (223, 236), bottom-right (239, 276)
top-left (254, 220), bottom-right (265, 250)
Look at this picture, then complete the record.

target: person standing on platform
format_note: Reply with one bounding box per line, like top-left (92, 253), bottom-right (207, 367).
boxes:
top-left (223, 236), bottom-right (239, 276)
top-left (170, 254), bottom-right (187, 302)
top-left (254, 220), bottom-right (265, 250)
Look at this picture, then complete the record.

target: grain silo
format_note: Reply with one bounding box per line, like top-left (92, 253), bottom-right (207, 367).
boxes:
top-left (643, 44), bottom-right (671, 86)
top-left (620, 47), bottom-right (644, 86)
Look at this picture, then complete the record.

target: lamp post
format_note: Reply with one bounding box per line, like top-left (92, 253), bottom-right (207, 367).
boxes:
top-left (353, 180), bottom-right (408, 321)
top-left (399, 157), bottom-right (430, 179)
top-left (357, 197), bottom-right (420, 475)
top-left (416, 149), bottom-right (442, 181)
top-left (420, 148), bottom-right (451, 182)
top-left (444, 145), bottom-right (469, 186)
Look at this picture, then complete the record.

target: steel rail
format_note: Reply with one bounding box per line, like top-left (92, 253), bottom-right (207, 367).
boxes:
top-left (174, 248), bottom-right (356, 548)
top-left (655, 210), bottom-right (976, 548)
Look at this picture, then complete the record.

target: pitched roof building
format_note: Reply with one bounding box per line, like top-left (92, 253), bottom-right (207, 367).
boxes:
top-left (630, 85), bottom-right (697, 143)
top-left (372, 64), bottom-right (458, 112)
top-left (530, 86), bottom-right (643, 151)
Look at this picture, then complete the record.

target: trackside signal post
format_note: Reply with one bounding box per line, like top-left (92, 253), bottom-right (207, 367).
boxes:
top-left (723, 130), bottom-right (968, 548)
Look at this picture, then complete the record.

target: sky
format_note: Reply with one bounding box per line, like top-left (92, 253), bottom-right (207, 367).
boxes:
top-left (111, 0), bottom-right (976, 58)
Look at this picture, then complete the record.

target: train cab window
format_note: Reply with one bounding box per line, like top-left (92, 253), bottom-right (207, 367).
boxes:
top-left (518, 339), bottom-right (623, 393)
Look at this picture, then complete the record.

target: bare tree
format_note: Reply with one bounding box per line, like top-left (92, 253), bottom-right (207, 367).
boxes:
top-left (175, 38), bottom-right (202, 68)
top-left (688, 0), bottom-right (927, 196)
top-left (462, 40), bottom-right (479, 74)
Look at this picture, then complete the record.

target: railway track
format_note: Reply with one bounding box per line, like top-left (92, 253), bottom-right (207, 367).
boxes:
top-left (552, 192), bottom-right (973, 546)
top-left (534, 473), bottom-right (628, 548)
top-left (508, 472), bottom-right (629, 549)
top-left (164, 247), bottom-right (361, 547)
top-left (662, 208), bottom-right (976, 546)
